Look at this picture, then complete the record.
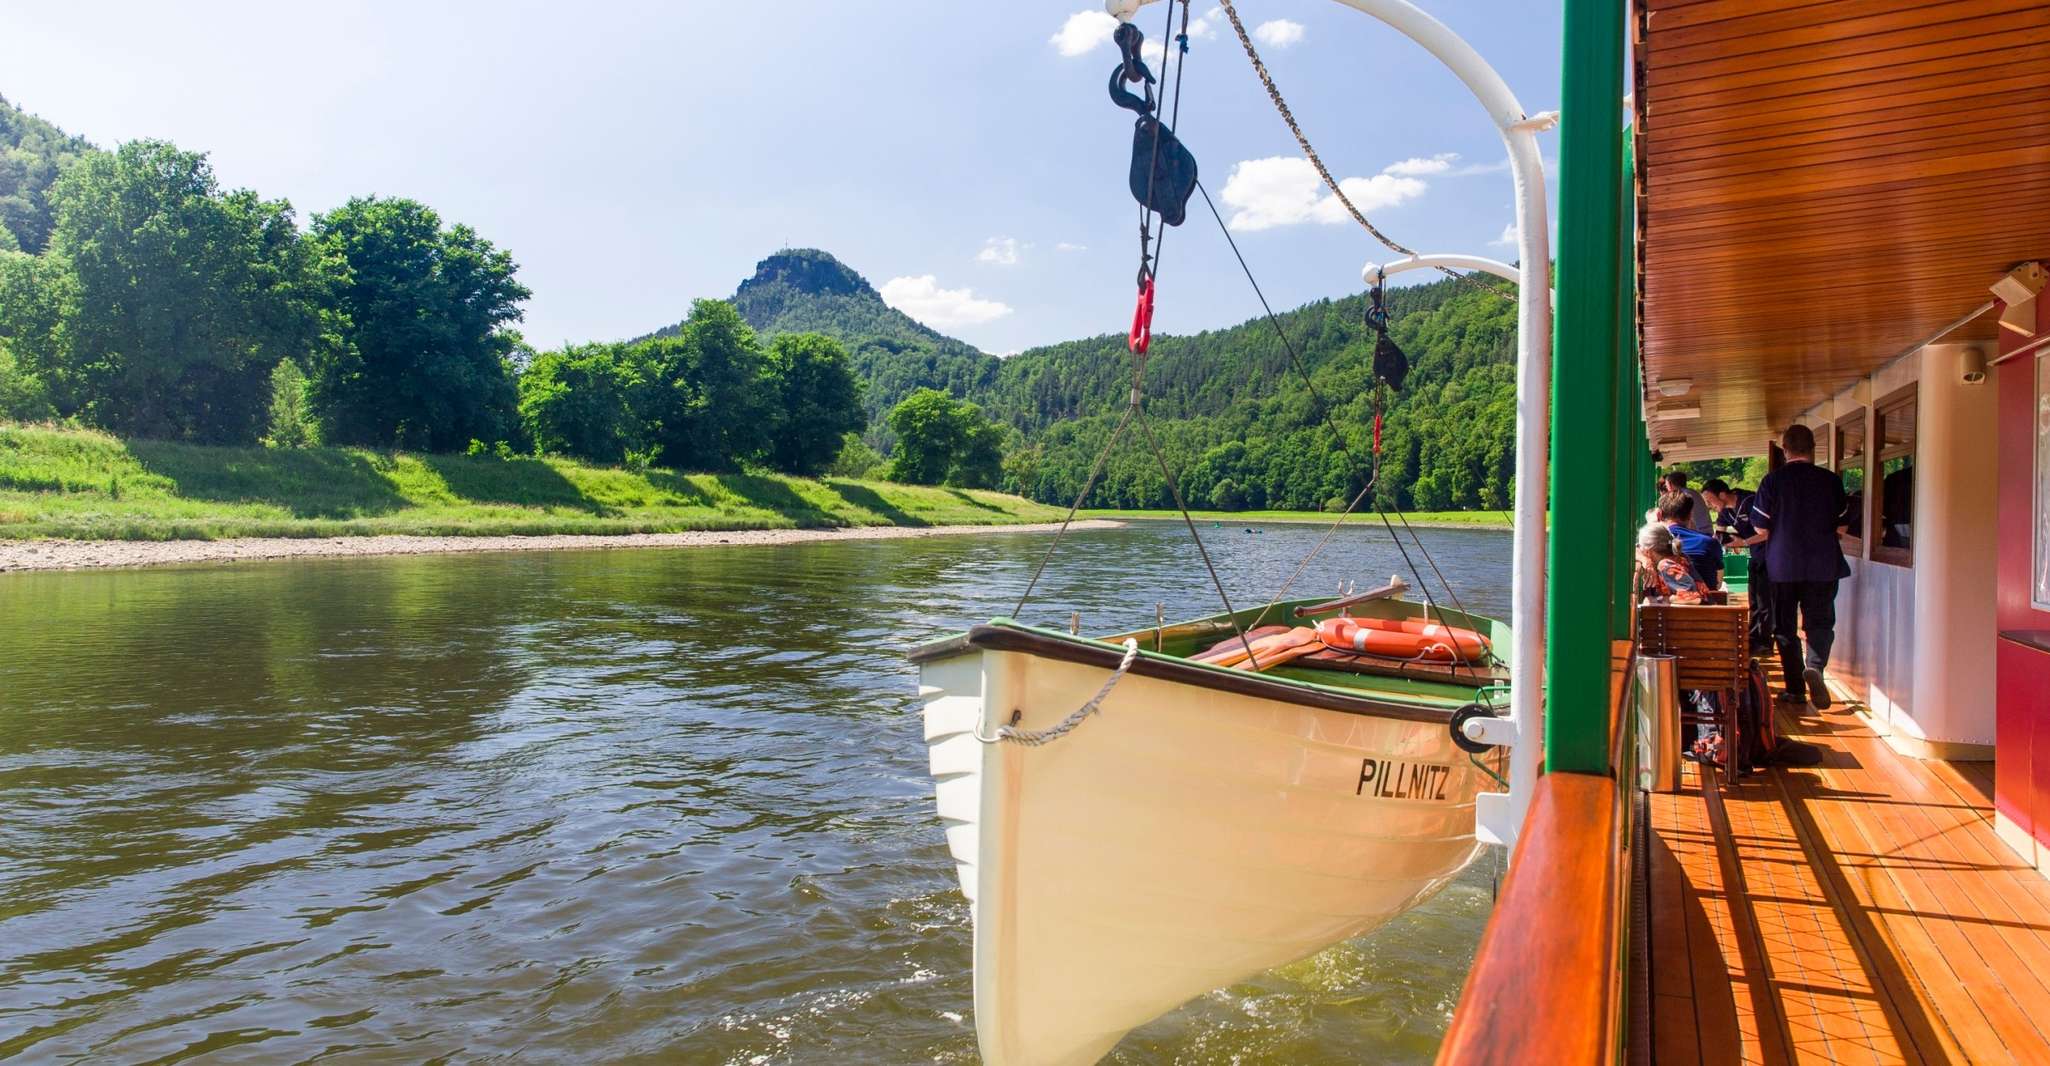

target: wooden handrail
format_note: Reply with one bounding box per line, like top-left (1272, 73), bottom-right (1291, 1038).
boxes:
top-left (1437, 640), bottom-right (1637, 1065)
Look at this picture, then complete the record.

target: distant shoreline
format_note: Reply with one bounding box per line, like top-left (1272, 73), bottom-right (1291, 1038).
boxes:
top-left (1082, 509), bottom-right (1512, 530)
top-left (0, 520), bottom-right (1125, 574)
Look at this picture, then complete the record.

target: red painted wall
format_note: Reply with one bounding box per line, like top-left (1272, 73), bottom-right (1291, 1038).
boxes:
top-left (1997, 293), bottom-right (2050, 855)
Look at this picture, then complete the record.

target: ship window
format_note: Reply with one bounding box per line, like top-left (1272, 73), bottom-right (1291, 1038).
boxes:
top-left (2035, 354), bottom-right (2050, 610)
top-left (1870, 387), bottom-right (1916, 567)
top-left (1834, 410), bottom-right (1866, 557)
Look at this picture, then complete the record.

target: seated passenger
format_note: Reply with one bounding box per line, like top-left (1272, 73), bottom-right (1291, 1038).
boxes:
top-left (1636, 522), bottom-right (1705, 605)
top-left (1660, 471), bottom-right (1714, 534)
top-left (1657, 492), bottom-right (1724, 588)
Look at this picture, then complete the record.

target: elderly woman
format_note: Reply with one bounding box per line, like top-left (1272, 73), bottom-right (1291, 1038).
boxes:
top-left (1637, 521), bottom-right (1705, 604)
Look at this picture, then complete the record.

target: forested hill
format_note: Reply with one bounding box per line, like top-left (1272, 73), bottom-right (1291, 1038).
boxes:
top-left (643, 246), bottom-right (1521, 513)
top-left (988, 275), bottom-right (1519, 513)
top-left (0, 94), bottom-right (97, 254)
top-left (641, 248), bottom-right (999, 422)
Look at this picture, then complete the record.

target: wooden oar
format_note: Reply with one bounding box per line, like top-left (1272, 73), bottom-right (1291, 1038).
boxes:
top-left (1188, 625), bottom-right (1293, 665)
top-left (1229, 633), bottom-right (1327, 672)
top-left (1194, 628), bottom-right (1301, 668)
top-left (1204, 626), bottom-right (1318, 670)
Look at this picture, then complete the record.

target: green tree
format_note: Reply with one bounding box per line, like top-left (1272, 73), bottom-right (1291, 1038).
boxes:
top-left (262, 358), bottom-right (318, 448)
top-left (826, 433), bottom-right (887, 479)
top-left (761, 332), bottom-right (864, 475)
top-left (310, 196), bottom-right (527, 451)
top-left (953, 409), bottom-right (1006, 489)
top-left (636, 300), bottom-right (769, 471)
top-left (887, 387), bottom-right (966, 484)
top-left (0, 249), bottom-right (70, 401)
top-left (0, 336), bottom-right (52, 421)
top-left (886, 387), bottom-right (1008, 487)
top-left (42, 140), bottom-right (326, 443)
top-left (517, 342), bottom-right (648, 464)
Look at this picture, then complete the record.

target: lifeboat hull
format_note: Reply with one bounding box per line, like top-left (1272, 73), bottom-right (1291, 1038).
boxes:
top-left (915, 622), bottom-right (1486, 1065)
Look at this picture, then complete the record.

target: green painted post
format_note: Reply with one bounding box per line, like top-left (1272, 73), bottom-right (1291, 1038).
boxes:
top-left (1610, 128), bottom-right (1638, 641)
top-left (1544, 0), bottom-right (1627, 775)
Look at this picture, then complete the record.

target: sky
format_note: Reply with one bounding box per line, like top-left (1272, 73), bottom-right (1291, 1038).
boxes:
top-left (0, 1), bottom-right (1563, 355)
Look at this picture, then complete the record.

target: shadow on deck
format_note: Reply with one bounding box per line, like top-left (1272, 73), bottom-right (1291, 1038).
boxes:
top-left (1647, 701), bottom-right (2049, 1064)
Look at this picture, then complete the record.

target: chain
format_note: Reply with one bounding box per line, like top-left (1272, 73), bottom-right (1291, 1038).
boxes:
top-left (1213, 0), bottom-right (1514, 303)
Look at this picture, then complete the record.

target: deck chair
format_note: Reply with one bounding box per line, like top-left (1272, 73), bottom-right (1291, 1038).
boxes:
top-left (1637, 603), bottom-right (1750, 784)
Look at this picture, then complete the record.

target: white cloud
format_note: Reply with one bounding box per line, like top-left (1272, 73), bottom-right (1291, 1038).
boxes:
top-left (1218, 156), bottom-right (1427, 231)
top-left (1253, 18), bottom-right (1305, 48)
top-left (1064, 8), bottom-right (1218, 65)
top-left (1491, 222), bottom-right (1518, 247)
top-left (1452, 156), bottom-right (1513, 177)
top-left (1056, 241), bottom-right (1088, 253)
top-left (880, 275), bottom-right (1014, 330)
top-left (1050, 10), bottom-right (1118, 57)
top-left (976, 237), bottom-right (1022, 266)
top-left (1384, 152), bottom-right (1460, 177)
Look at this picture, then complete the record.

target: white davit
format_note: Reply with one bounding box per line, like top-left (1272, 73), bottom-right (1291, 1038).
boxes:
top-left (912, 601), bottom-right (1502, 1065)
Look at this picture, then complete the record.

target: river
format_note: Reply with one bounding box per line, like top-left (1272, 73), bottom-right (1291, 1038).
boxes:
top-left (0, 520), bottom-right (1511, 1063)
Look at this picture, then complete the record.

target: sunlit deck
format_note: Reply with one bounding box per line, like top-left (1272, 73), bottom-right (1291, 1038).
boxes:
top-left (1648, 701), bottom-right (2049, 1064)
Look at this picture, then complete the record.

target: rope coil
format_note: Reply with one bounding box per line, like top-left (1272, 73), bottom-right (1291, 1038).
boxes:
top-left (978, 638), bottom-right (1142, 746)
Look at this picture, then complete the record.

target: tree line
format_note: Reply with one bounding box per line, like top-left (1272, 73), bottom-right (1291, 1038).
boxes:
top-left (2, 92), bottom-right (1532, 510)
top-left (0, 127), bottom-right (866, 477)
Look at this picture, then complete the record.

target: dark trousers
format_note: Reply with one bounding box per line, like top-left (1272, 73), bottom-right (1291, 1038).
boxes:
top-left (1771, 579), bottom-right (1838, 692)
top-left (1747, 555), bottom-right (1773, 649)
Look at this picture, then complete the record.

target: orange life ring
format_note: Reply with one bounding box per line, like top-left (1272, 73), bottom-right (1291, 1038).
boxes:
top-left (1314, 616), bottom-right (1490, 662)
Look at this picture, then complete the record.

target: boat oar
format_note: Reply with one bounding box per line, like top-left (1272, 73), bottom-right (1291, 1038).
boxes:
top-left (1188, 626), bottom-right (1292, 665)
top-left (1204, 626), bottom-right (1318, 670)
top-left (1228, 633), bottom-right (1326, 672)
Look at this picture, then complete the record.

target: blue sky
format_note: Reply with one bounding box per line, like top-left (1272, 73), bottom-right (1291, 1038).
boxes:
top-left (0, 1), bottom-right (1561, 354)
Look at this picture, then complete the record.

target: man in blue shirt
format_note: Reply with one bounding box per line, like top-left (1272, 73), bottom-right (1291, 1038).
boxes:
top-left (1657, 492), bottom-right (1723, 588)
top-left (1750, 424), bottom-right (1850, 709)
top-left (1704, 477), bottom-right (1773, 653)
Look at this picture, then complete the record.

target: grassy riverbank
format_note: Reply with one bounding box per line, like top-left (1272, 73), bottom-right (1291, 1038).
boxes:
top-left (0, 424), bottom-right (1062, 541)
top-left (1082, 508), bottom-right (1513, 528)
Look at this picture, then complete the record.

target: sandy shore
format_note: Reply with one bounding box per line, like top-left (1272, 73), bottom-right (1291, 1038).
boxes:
top-left (0, 520), bottom-right (1124, 574)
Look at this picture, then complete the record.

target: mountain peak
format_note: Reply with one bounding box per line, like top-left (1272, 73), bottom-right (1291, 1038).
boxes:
top-left (736, 248), bottom-right (874, 301)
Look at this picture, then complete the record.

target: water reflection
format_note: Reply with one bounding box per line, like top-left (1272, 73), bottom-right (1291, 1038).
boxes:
top-left (0, 522), bottom-right (1510, 1062)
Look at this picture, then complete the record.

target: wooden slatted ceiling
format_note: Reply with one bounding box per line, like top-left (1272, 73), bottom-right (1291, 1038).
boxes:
top-left (1636, 0), bottom-right (2050, 458)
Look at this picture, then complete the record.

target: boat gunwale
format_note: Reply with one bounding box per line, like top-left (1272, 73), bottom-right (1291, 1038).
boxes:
top-left (910, 621), bottom-right (1459, 725)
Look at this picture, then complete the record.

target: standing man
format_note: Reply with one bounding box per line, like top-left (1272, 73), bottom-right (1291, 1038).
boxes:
top-left (1703, 477), bottom-right (1773, 653)
top-left (1750, 424), bottom-right (1850, 709)
top-left (1661, 471), bottom-right (1714, 534)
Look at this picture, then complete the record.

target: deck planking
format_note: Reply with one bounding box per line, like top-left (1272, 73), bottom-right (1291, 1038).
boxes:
top-left (1645, 698), bottom-right (2050, 1063)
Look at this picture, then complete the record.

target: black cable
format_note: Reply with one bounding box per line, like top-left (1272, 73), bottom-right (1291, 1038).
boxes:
top-left (1011, 405), bottom-right (1138, 619)
top-left (1193, 178), bottom-right (1486, 683)
top-left (1136, 403), bottom-right (1259, 668)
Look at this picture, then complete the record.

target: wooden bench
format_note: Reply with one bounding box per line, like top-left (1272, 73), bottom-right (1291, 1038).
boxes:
top-left (1636, 603), bottom-right (1750, 783)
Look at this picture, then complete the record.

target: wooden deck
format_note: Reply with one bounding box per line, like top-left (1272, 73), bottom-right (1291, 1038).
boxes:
top-left (1647, 701), bottom-right (2050, 1064)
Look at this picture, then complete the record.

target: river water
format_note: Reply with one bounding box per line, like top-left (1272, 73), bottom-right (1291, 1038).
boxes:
top-left (0, 521), bottom-right (1511, 1064)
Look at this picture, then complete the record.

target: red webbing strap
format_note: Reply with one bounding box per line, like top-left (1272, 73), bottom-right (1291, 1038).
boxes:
top-left (1129, 276), bottom-right (1156, 354)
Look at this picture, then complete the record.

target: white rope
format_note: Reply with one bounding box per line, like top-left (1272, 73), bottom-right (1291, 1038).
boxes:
top-left (977, 639), bottom-right (1142, 746)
